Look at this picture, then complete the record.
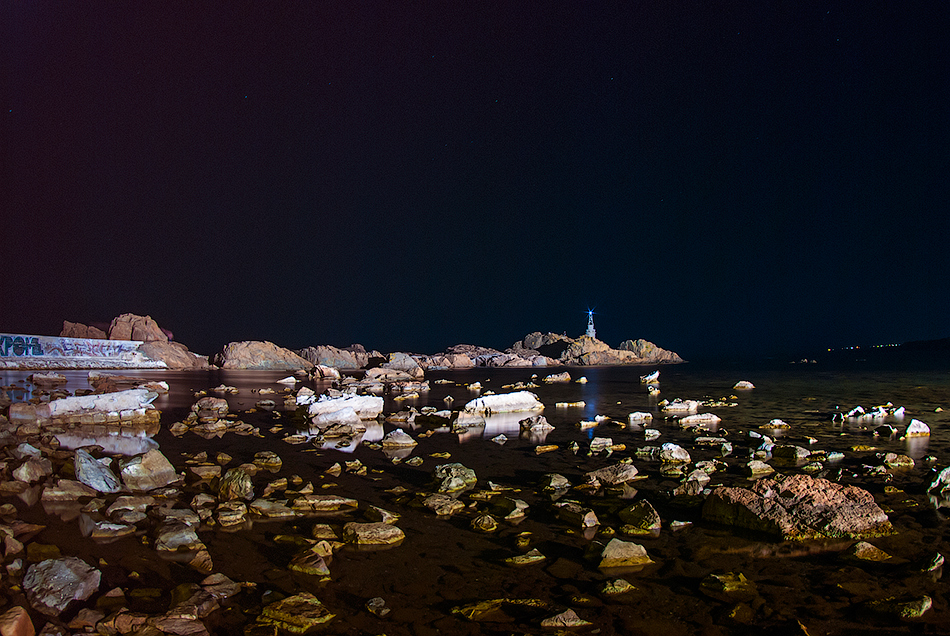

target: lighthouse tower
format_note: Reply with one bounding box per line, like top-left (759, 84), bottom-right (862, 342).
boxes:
top-left (585, 309), bottom-right (596, 339)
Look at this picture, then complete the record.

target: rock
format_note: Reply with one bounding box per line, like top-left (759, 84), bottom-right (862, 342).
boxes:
top-left (108, 314), bottom-right (168, 342)
top-left (554, 502), bottom-right (599, 527)
top-left (74, 449), bottom-right (121, 494)
top-left (746, 460), bottom-right (774, 477)
top-left (218, 467), bottom-right (254, 501)
top-left (381, 352), bottom-right (424, 377)
top-left (733, 381), bottom-right (755, 389)
top-left (542, 372), bottom-right (571, 383)
top-left (213, 341), bottom-right (311, 370)
top-left (841, 541), bottom-right (892, 562)
top-left (288, 546), bottom-right (331, 578)
top-left (291, 494), bottom-right (358, 512)
top-left (519, 415), bottom-right (554, 432)
top-left (312, 364), bottom-right (342, 379)
top-left (342, 522), bottom-right (405, 546)
top-left (471, 514), bottom-right (500, 533)
top-left (23, 557), bottom-right (101, 616)
top-left (381, 430), bottom-right (417, 447)
top-left (703, 474), bottom-right (893, 540)
top-left (699, 572), bottom-right (758, 603)
top-left (296, 345), bottom-right (368, 369)
top-left (464, 391), bottom-right (544, 415)
top-left (618, 339), bottom-right (685, 363)
top-left (422, 493), bottom-right (465, 516)
top-left (539, 474), bottom-right (571, 491)
top-left (905, 419), bottom-right (930, 437)
top-left (13, 458), bottom-right (52, 484)
top-left (586, 463), bottom-right (639, 486)
top-left (540, 609), bottom-right (592, 628)
top-left (867, 595), bottom-right (932, 620)
top-left (138, 341), bottom-right (210, 370)
top-left (249, 499), bottom-right (297, 519)
top-left (40, 479), bottom-right (97, 501)
top-left (591, 538), bottom-right (653, 568)
top-left (659, 443), bottom-right (691, 463)
top-left (661, 399), bottom-right (700, 414)
top-left (252, 451), bottom-right (282, 472)
top-left (0, 606), bottom-right (34, 636)
top-left (433, 463), bottom-right (477, 492)
top-left (119, 450), bottom-right (178, 491)
top-left (618, 500), bottom-right (662, 535)
top-left (306, 395), bottom-right (384, 419)
top-left (258, 592), bottom-right (335, 631)
top-left (60, 321), bottom-right (107, 340)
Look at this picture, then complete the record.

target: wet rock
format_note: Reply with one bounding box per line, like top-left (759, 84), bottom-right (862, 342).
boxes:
top-left (249, 499), bottom-right (297, 519)
top-left (13, 458), bottom-right (52, 484)
top-left (618, 500), bottom-right (662, 536)
top-left (883, 453), bottom-right (914, 469)
top-left (343, 522), bottom-right (405, 546)
top-left (218, 467), bottom-right (254, 501)
top-left (554, 502), bottom-right (599, 527)
top-left (78, 513), bottom-right (135, 541)
top-left (305, 395), bottom-right (384, 419)
top-left (772, 445), bottom-right (811, 460)
top-left (365, 506), bottom-right (399, 524)
top-left (904, 419), bottom-right (930, 437)
top-left (841, 541), bottom-right (892, 562)
top-left (0, 606), bottom-right (34, 636)
top-left (542, 372), bottom-right (571, 383)
top-left (590, 538), bottom-right (653, 568)
top-left (119, 449), bottom-right (178, 491)
top-left (539, 474), bottom-right (571, 491)
top-left (540, 608), bottom-right (591, 628)
top-left (252, 451), bottom-right (282, 472)
top-left (659, 443), bottom-right (691, 464)
top-left (433, 463), bottom-right (477, 492)
top-left (291, 494), bottom-right (358, 512)
top-left (74, 449), bottom-right (121, 494)
top-left (215, 501), bottom-right (247, 527)
top-left (422, 493), bottom-right (465, 516)
top-left (381, 430), bottom-right (417, 447)
top-left (733, 381), bottom-right (755, 389)
top-left (288, 546), bottom-right (331, 578)
top-left (586, 462), bottom-right (639, 486)
top-left (703, 474), bottom-right (893, 540)
top-left (867, 595), bottom-right (932, 619)
top-left (471, 514), bottom-right (500, 533)
top-left (452, 598), bottom-right (551, 622)
top-left (365, 597), bottom-right (390, 617)
top-left (257, 592), bottom-right (335, 630)
top-left (23, 557), bottom-right (101, 616)
top-left (491, 497), bottom-right (529, 521)
top-left (746, 460), bottom-right (774, 477)
top-left (601, 578), bottom-right (636, 595)
top-left (41, 479), bottom-right (97, 501)
top-left (699, 572), bottom-right (758, 603)
top-left (519, 415), bottom-right (554, 432)
top-left (464, 391), bottom-right (544, 415)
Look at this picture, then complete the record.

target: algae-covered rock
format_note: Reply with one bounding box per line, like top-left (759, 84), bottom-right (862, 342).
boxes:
top-left (259, 592), bottom-right (335, 631)
top-left (434, 463), bottom-right (477, 492)
top-left (699, 572), bottom-right (758, 603)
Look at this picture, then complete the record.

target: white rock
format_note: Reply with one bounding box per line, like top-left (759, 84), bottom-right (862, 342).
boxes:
top-left (46, 388), bottom-right (158, 418)
top-left (659, 443), bottom-right (691, 463)
top-left (381, 430), bottom-right (417, 448)
top-left (628, 412), bottom-right (654, 422)
top-left (661, 399), bottom-right (700, 414)
top-left (733, 381), bottom-right (755, 389)
top-left (464, 391), bottom-right (543, 415)
top-left (679, 413), bottom-right (721, 425)
top-left (307, 395), bottom-right (384, 419)
top-left (312, 406), bottom-right (362, 429)
top-left (905, 419), bottom-right (931, 437)
top-left (640, 371), bottom-right (660, 383)
top-left (276, 376), bottom-right (298, 385)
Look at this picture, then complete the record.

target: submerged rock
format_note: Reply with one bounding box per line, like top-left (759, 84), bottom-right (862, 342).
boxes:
top-left (703, 474), bottom-right (893, 540)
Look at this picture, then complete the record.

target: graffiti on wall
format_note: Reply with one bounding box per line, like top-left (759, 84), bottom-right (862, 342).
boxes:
top-left (0, 334), bottom-right (140, 359)
top-left (0, 335), bottom-right (44, 357)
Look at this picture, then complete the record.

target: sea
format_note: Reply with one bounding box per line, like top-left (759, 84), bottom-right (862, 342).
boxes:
top-left (2, 349), bottom-right (949, 635)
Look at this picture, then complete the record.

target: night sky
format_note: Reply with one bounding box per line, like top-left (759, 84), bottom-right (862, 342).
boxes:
top-left (4, 2), bottom-right (948, 360)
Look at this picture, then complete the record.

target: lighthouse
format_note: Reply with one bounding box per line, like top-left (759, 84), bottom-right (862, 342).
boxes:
top-left (586, 309), bottom-right (596, 339)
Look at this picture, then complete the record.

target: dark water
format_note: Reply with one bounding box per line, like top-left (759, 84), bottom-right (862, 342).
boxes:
top-left (3, 354), bottom-right (950, 634)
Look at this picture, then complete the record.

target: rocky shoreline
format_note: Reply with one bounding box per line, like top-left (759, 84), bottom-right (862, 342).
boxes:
top-left (0, 364), bottom-right (945, 633)
top-left (19, 314), bottom-right (684, 372)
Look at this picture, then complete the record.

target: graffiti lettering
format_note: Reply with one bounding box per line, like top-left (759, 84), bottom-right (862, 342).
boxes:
top-left (0, 336), bottom-right (44, 357)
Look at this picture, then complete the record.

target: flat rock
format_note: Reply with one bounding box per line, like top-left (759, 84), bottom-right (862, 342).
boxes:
top-left (342, 522), bottom-right (405, 546)
top-left (703, 474), bottom-right (893, 540)
top-left (23, 557), bottom-right (101, 616)
top-left (119, 449), bottom-right (178, 491)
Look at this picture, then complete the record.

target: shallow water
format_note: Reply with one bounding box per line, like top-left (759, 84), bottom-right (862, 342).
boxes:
top-left (3, 354), bottom-right (950, 634)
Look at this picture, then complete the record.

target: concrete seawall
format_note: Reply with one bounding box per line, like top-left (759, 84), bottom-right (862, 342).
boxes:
top-left (0, 333), bottom-right (166, 370)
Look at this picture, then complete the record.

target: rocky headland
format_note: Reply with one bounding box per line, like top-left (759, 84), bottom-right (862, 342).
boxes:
top-left (5, 314), bottom-right (685, 372)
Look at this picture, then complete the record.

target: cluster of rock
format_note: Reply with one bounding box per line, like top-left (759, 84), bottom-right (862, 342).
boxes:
top-left (61, 314), bottom-right (210, 370)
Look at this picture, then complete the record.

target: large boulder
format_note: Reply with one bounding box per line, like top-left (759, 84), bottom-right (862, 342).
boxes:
top-left (60, 321), bottom-right (107, 339)
top-left (138, 341), bottom-right (211, 370)
top-left (703, 474), bottom-right (893, 540)
top-left (296, 345), bottom-right (368, 369)
top-left (214, 341), bottom-right (312, 370)
top-left (618, 339), bottom-right (685, 363)
top-left (108, 314), bottom-right (168, 343)
top-left (464, 391), bottom-right (544, 415)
